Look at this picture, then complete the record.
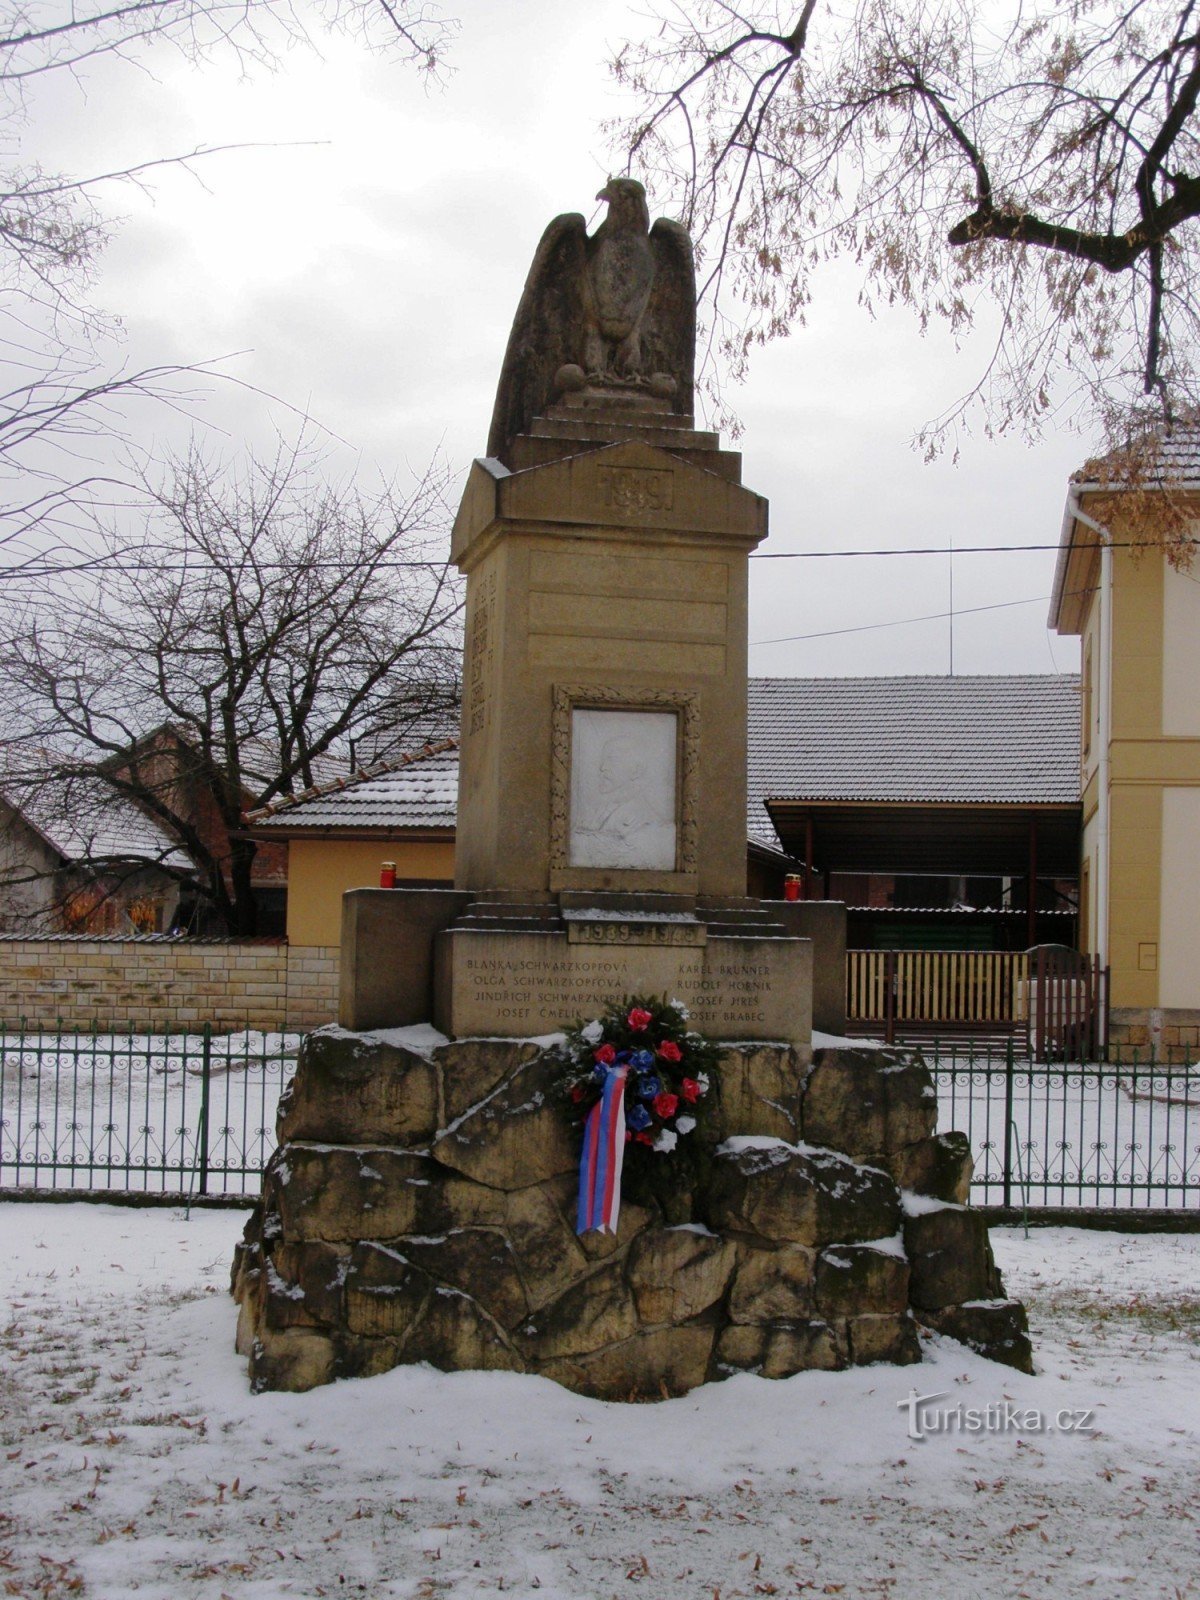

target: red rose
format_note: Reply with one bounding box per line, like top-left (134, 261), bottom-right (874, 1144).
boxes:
top-left (680, 1077), bottom-right (701, 1103)
top-left (628, 1007), bottom-right (653, 1031)
top-left (593, 1043), bottom-right (616, 1064)
top-left (652, 1091), bottom-right (679, 1119)
top-left (656, 1039), bottom-right (683, 1063)
top-left (635, 1131), bottom-right (654, 1146)
top-left (571, 1084), bottom-right (587, 1103)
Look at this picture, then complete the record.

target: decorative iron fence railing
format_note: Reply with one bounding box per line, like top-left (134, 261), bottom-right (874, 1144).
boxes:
top-left (0, 1023), bottom-right (298, 1197)
top-left (931, 1038), bottom-right (1199, 1209)
top-left (1, 1027), bottom-right (1196, 1210)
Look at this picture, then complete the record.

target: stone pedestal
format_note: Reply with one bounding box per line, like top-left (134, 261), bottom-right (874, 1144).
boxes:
top-left (432, 891), bottom-right (811, 1048)
top-left (452, 405), bottom-right (764, 901)
top-left (232, 1033), bottom-right (1032, 1396)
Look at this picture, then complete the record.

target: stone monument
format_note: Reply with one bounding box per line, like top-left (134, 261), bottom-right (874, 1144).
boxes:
top-left (231, 179), bottom-right (1032, 1395)
top-left (340, 175), bottom-right (810, 1046)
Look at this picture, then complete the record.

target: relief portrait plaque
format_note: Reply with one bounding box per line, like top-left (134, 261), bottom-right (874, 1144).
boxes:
top-left (568, 708), bottom-right (678, 870)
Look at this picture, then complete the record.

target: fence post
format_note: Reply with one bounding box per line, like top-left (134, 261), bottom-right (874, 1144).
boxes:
top-left (197, 1023), bottom-right (212, 1198)
top-left (884, 950), bottom-right (896, 1046)
top-left (1002, 1034), bottom-right (1015, 1210)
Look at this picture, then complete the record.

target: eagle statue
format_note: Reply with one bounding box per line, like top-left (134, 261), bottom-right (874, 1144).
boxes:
top-left (486, 178), bottom-right (696, 467)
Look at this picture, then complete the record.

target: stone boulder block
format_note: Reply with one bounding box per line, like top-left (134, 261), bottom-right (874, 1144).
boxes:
top-left (249, 1327), bottom-right (336, 1394)
top-left (905, 1203), bottom-right (1000, 1310)
top-left (728, 1242), bottom-right (816, 1323)
top-left (439, 1039), bottom-right (544, 1125)
top-left (716, 1319), bottom-right (843, 1377)
top-left (402, 1285), bottom-right (525, 1375)
top-left (887, 1132), bottom-right (974, 1205)
top-left (709, 1044), bottom-right (802, 1142)
top-left (524, 1261), bottom-right (639, 1361)
top-left (814, 1243), bottom-right (910, 1319)
top-left (706, 1139), bottom-right (901, 1247)
top-left (432, 1053), bottom-right (576, 1190)
top-left (847, 1312), bottom-right (922, 1367)
top-left (503, 1177), bottom-right (595, 1310)
top-left (277, 1026), bottom-right (440, 1146)
top-left (398, 1226), bottom-right (528, 1331)
top-left (802, 1047), bottom-right (937, 1161)
top-left (344, 1241), bottom-right (432, 1340)
top-left (626, 1226), bottom-right (737, 1325)
top-left (264, 1240), bottom-right (350, 1329)
top-left (919, 1300), bottom-right (1034, 1374)
top-left (540, 1324), bottom-right (715, 1401)
top-left (269, 1145), bottom-right (442, 1243)
top-left (575, 1195), bottom-right (658, 1261)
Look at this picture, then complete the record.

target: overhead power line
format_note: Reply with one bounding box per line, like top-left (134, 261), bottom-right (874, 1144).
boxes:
top-left (3, 533), bottom-right (1195, 581)
top-left (750, 592), bottom-right (1062, 647)
top-left (748, 537), bottom-right (1200, 560)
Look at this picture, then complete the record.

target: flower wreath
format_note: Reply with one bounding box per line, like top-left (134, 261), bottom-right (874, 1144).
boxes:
top-left (555, 995), bottom-right (721, 1232)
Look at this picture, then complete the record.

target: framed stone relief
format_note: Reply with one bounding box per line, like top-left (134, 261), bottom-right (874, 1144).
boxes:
top-left (550, 685), bottom-right (699, 886)
top-left (569, 708), bottom-right (678, 869)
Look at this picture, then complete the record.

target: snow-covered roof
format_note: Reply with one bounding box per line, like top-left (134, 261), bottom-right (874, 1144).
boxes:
top-left (247, 741), bottom-right (459, 833)
top-left (2, 775), bottom-right (192, 870)
top-left (747, 676), bottom-right (1081, 818)
top-left (250, 680), bottom-right (1079, 847)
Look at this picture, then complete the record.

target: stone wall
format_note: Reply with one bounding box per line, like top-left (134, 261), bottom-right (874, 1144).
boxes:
top-left (1109, 1005), bottom-right (1200, 1063)
top-left (0, 937), bottom-right (340, 1032)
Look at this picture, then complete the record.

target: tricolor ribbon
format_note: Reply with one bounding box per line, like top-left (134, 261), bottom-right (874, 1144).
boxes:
top-left (576, 1064), bottom-right (629, 1235)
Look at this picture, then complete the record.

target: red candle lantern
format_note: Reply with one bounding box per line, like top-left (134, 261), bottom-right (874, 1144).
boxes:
top-left (380, 861), bottom-right (396, 889)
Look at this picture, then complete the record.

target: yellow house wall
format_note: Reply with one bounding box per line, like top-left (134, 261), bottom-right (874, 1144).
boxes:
top-left (1104, 549), bottom-right (1164, 1009)
top-left (1081, 537), bottom-right (1200, 1013)
top-left (286, 838), bottom-right (455, 947)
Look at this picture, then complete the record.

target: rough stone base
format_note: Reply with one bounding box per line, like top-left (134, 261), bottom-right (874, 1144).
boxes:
top-left (232, 1030), bottom-right (1032, 1395)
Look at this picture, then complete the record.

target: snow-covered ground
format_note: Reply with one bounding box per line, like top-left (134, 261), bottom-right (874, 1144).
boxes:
top-left (1, 1204), bottom-right (1197, 1598)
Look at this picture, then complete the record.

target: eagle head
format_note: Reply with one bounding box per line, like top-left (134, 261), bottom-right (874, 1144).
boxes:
top-left (596, 177), bottom-right (651, 234)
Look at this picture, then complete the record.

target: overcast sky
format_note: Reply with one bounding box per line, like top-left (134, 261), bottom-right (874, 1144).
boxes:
top-left (30, 0), bottom-right (1084, 678)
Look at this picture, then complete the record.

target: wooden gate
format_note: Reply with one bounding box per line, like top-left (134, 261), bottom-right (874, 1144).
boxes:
top-left (1026, 946), bottom-right (1107, 1061)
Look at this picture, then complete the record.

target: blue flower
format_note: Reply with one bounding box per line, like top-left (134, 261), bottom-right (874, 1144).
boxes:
top-left (592, 1061), bottom-right (609, 1082)
top-left (625, 1103), bottom-right (652, 1132)
top-left (631, 1049), bottom-right (655, 1070)
top-left (614, 1049), bottom-right (633, 1065)
top-left (637, 1073), bottom-right (662, 1101)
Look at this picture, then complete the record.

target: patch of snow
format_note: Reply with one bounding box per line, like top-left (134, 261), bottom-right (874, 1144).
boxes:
top-left (0, 1207), bottom-right (1198, 1598)
top-left (367, 1023), bottom-right (451, 1057)
top-left (902, 1190), bottom-right (966, 1216)
top-left (716, 1136), bottom-right (796, 1157)
top-left (561, 909), bottom-right (701, 923)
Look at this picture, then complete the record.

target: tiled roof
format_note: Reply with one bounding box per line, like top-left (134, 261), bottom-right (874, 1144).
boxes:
top-left (747, 676), bottom-right (1081, 825)
top-left (247, 741), bottom-right (459, 831)
top-left (251, 682), bottom-right (1080, 844)
top-left (1076, 418), bottom-right (1200, 486)
top-left (2, 775), bottom-right (192, 869)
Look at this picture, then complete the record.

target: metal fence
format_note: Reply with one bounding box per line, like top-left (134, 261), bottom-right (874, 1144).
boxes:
top-left (932, 1038), bottom-right (1200, 1209)
top-left (0, 1024), bottom-right (298, 1198)
top-left (1, 1026), bottom-right (1197, 1210)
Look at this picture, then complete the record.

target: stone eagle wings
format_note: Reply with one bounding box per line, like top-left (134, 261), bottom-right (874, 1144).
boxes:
top-left (486, 178), bottom-right (696, 467)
